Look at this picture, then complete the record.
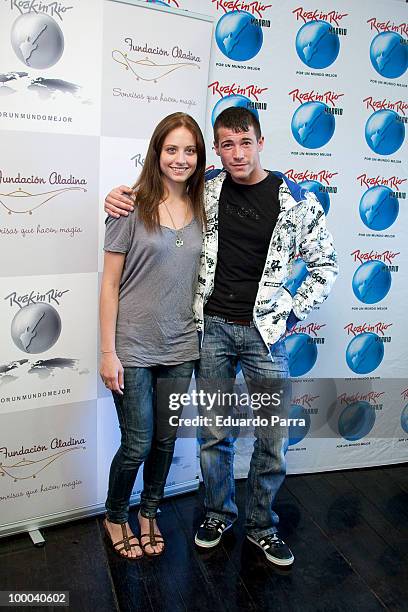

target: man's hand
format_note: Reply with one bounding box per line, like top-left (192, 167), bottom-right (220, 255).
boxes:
top-left (104, 185), bottom-right (134, 218)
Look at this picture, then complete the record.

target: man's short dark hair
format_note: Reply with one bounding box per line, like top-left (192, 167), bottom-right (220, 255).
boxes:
top-left (213, 107), bottom-right (262, 142)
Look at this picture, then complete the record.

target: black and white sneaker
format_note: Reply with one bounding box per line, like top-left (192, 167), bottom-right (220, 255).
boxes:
top-left (195, 516), bottom-right (232, 548)
top-left (246, 533), bottom-right (294, 566)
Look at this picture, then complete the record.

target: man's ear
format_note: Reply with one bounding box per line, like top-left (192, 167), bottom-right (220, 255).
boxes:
top-left (257, 136), bottom-right (265, 152)
top-left (213, 140), bottom-right (221, 157)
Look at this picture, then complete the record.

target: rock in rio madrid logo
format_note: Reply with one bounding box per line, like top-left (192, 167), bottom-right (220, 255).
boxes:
top-left (344, 321), bottom-right (392, 338)
top-left (289, 88), bottom-right (344, 109)
top-left (367, 15), bottom-right (408, 80)
top-left (357, 173), bottom-right (406, 191)
top-left (367, 16), bottom-right (408, 37)
top-left (337, 390), bottom-right (384, 406)
top-left (363, 96), bottom-right (408, 116)
top-left (7, 0), bottom-right (73, 19)
top-left (285, 168), bottom-right (338, 215)
top-left (286, 169), bottom-right (338, 185)
top-left (289, 88), bottom-right (344, 149)
top-left (208, 80), bottom-right (268, 103)
top-left (350, 249), bottom-right (400, 266)
top-left (284, 322), bottom-right (326, 377)
top-left (292, 6), bottom-right (348, 26)
top-left (212, 1), bottom-right (272, 18)
top-left (292, 393), bottom-right (320, 411)
top-left (208, 80), bottom-right (268, 124)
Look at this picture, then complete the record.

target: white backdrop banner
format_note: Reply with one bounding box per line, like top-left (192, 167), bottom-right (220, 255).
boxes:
top-left (0, 0), bottom-right (213, 536)
top-left (0, 0), bottom-right (103, 135)
top-left (188, 0), bottom-right (407, 475)
top-left (0, 0), bottom-right (406, 537)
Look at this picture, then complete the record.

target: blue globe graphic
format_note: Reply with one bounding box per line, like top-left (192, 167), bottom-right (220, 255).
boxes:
top-left (338, 401), bottom-right (376, 441)
top-left (215, 11), bottom-right (263, 62)
top-left (352, 260), bottom-right (392, 304)
top-left (211, 94), bottom-right (259, 126)
top-left (365, 109), bottom-right (405, 156)
top-left (285, 259), bottom-right (308, 296)
top-left (147, 0), bottom-right (169, 5)
top-left (346, 332), bottom-right (384, 374)
top-left (370, 32), bottom-right (408, 79)
top-left (295, 20), bottom-right (340, 69)
top-left (288, 404), bottom-right (311, 446)
top-left (291, 101), bottom-right (335, 149)
top-left (299, 180), bottom-right (330, 215)
top-left (285, 333), bottom-right (318, 377)
top-left (359, 186), bottom-right (399, 231)
top-left (401, 404), bottom-right (408, 434)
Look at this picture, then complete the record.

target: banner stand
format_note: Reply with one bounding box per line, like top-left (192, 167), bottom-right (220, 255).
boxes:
top-left (0, 479), bottom-right (199, 543)
top-left (0, 0), bottom-right (212, 542)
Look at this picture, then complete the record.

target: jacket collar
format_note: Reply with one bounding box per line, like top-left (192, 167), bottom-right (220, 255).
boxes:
top-left (205, 169), bottom-right (304, 214)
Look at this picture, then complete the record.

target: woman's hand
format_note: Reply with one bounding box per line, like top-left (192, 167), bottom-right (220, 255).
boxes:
top-left (100, 352), bottom-right (124, 395)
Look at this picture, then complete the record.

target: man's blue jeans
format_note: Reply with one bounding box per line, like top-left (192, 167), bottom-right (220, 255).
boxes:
top-left (105, 361), bottom-right (195, 524)
top-left (196, 315), bottom-right (291, 540)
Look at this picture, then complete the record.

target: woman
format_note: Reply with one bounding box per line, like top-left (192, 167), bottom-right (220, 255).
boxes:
top-left (100, 112), bottom-right (206, 559)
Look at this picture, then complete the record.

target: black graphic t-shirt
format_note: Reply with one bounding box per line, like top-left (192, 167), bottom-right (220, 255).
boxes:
top-left (205, 171), bottom-right (282, 320)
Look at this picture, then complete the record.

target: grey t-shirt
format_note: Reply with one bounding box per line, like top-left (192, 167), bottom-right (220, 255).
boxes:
top-left (104, 210), bottom-right (202, 367)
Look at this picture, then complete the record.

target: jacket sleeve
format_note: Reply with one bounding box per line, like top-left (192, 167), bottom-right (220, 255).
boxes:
top-left (292, 192), bottom-right (339, 320)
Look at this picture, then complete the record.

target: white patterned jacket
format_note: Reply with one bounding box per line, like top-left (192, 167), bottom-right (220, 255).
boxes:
top-left (193, 170), bottom-right (339, 347)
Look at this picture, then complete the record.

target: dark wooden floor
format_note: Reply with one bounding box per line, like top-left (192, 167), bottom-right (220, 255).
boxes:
top-left (1, 464), bottom-right (407, 612)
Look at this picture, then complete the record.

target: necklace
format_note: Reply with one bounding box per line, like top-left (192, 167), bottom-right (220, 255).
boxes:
top-left (162, 200), bottom-right (190, 247)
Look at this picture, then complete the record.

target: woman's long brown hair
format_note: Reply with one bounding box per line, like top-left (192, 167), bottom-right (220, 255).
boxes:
top-left (132, 113), bottom-right (206, 231)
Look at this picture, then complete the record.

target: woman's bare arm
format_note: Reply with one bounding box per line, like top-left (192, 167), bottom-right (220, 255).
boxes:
top-left (99, 251), bottom-right (126, 394)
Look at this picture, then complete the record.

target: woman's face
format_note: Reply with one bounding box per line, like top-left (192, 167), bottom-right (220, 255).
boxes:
top-left (159, 126), bottom-right (198, 187)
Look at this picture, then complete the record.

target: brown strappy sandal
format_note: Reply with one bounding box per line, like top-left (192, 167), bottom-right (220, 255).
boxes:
top-left (139, 514), bottom-right (165, 557)
top-left (103, 519), bottom-right (143, 559)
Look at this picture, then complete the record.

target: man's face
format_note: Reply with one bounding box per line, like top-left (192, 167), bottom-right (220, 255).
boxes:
top-left (214, 125), bottom-right (264, 184)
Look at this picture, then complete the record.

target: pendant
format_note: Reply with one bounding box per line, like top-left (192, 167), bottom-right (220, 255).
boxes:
top-left (175, 237), bottom-right (184, 247)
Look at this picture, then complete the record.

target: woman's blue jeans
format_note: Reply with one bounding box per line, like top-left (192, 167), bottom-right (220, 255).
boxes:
top-left (105, 361), bottom-right (195, 524)
top-left (196, 315), bottom-right (291, 540)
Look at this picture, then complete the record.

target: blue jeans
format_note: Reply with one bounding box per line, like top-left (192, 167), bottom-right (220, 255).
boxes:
top-left (196, 315), bottom-right (291, 539)
top-left (105, 361), bottom-right (195, 524)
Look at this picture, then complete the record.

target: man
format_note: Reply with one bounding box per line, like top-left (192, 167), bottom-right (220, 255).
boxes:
top-left (104, 107), bottom-right (338, 566)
